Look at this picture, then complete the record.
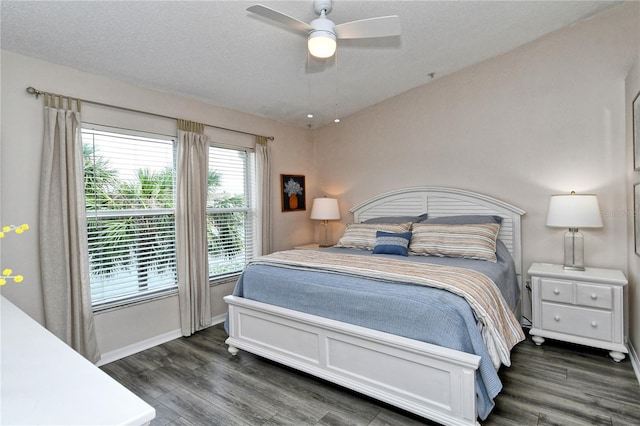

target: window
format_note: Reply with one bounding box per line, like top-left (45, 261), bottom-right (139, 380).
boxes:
top-left (207, 146), bottom-right (256, 280)
top-left (83, 127), bottom-right (258, 309)
top-left (83, 128), bottom-right (178, 308)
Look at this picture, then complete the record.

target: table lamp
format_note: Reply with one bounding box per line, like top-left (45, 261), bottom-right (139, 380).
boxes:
top-left (546, 192), bottom-right (603, 271)
top-left (310, 197), bottom-right (341, 247)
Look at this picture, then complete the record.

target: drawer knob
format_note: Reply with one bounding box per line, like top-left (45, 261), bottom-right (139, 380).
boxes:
top-left (554, 315), bottom-right (560, 322)
top-left (590, 293), bottom-right (598, 300)
top-left (553, 289), bottom-right (560, 295)
top-left (591, 321), bottom-right (598, 328)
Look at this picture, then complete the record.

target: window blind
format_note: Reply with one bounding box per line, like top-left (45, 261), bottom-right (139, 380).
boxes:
top-left (83, 128), bottom-right (178, 307)
top-left (207, 146), bottom-right (256, 279)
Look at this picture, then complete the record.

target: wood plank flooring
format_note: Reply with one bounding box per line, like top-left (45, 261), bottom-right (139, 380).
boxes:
top-left (101, 324), bottom-right (640, 426)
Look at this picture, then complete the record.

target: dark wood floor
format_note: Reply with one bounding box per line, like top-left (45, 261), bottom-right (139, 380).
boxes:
top-left (101, 323), bottom-right (640, 426)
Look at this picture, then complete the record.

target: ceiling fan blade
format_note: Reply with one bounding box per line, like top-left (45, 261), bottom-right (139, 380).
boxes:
top-left (247, 4), bottom-right (312, 34)
top-left (334, 15), bottom-right (401, 39)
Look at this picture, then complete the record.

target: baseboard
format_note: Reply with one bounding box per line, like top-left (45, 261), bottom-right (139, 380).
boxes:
top-left (211, 313), bottom-right (226, 325)
top-left (629, 340), bottom-right (640, 387)
top-left (97, 313), bottom-right (228, 367)
top-left (96, 328), bottom-right (182, 367)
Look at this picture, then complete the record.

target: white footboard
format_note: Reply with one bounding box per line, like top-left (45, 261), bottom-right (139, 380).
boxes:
top-left (224, 295), bottom-right (481, 426)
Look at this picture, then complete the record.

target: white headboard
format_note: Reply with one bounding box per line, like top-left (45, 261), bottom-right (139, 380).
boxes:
top-left (350, 187), bottom-right (526, 278)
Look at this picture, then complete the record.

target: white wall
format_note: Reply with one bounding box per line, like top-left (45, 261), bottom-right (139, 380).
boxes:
top-left (313, 3), bottom-right (639, 327)
top-left (0, 50), bottom-right (315, 356)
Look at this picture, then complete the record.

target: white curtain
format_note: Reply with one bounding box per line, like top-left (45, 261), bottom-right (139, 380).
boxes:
top-left (176, 120), bottom-right (211, 336)
top-left (39, 96), bottom-right (100, 363)
top-left (256, 136), bottom-right (271, 255)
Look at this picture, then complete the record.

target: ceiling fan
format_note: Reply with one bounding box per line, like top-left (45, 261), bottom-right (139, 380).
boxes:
top-left (247, 0), bottom-right (401, 59)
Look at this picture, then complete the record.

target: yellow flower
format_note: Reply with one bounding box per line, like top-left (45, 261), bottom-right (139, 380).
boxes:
top-left (0, 223), bottom-right (28, 286)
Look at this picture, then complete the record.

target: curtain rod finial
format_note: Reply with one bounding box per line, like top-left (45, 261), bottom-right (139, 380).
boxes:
top-left (26, 86), bottom-right (42, 98)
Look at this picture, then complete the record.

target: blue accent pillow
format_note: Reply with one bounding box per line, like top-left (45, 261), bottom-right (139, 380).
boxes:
top-left (372, 231), bottom-right (412, 256)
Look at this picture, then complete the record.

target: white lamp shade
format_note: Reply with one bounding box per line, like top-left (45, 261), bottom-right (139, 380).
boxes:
top-left (310, 198), bottom-right (340, 220)
top-left (546, 194), bottom-right (603, 228)
top-left (308, 31), bottom-right (336, 58)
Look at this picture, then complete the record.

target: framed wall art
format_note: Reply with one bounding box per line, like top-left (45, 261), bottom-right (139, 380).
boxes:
top-left (634, 91), bottom-right (640, 170)
top-left (281, 174), bottom-right (306, 212)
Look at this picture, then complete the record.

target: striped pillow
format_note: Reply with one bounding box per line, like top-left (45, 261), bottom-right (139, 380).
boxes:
top-left (336, 223), bottom-right (412, 250)
top-left (409, 223), bottom-right (501, 262)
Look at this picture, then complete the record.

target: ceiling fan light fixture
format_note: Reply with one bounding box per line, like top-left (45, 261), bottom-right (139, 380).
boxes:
top-left (308, 30), bottom-right (336, 58)
top-left (248, 1), bottom-right (401, 62)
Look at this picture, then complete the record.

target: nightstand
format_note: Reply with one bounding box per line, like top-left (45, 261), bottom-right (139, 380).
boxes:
top-left (528, 263), bottom-right (628, 361)
top-left (294, 243), bottom-right (321, 250)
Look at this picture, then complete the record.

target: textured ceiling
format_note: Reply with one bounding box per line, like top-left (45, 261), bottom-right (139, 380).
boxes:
top-left (1, 1), bottom-right (619, 128)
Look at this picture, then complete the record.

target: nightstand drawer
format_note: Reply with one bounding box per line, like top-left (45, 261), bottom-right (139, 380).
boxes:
top-left (540, 278), bottom-right (573, 303)
top-left (541, 303), bottom-right (612, 341)
top-left (575, 283), bottom-right (612, 309)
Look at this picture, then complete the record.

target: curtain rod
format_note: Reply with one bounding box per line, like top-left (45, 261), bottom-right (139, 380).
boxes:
top-left (25, 86), bottom-right (274, 141)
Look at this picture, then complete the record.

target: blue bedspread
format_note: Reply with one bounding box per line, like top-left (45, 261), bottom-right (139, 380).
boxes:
top-left (225, 242), bottom-right (520, 420)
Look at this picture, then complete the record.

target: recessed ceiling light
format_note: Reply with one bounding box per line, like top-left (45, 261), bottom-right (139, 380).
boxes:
top-left (334, 118), bottom-right (340, 123)
top-left (307, 113), bottom-right (314, 119)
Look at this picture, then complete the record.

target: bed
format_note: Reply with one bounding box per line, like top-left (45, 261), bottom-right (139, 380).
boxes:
top-left (224, 187), bottom-right (526, 426)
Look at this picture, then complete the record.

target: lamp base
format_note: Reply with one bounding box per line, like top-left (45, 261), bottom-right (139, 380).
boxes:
top-left (563, 229), bottom-right (585, 271)
top-left (563, 265), bottom-right (585, 271)
top-left (320, 220), bottom-right (330, 247)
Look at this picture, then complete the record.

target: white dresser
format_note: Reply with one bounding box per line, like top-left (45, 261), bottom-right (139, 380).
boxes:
top-left (1, 296), bottom-right (155, 425)
top-left (528, 263), bottom-right (628, 361)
